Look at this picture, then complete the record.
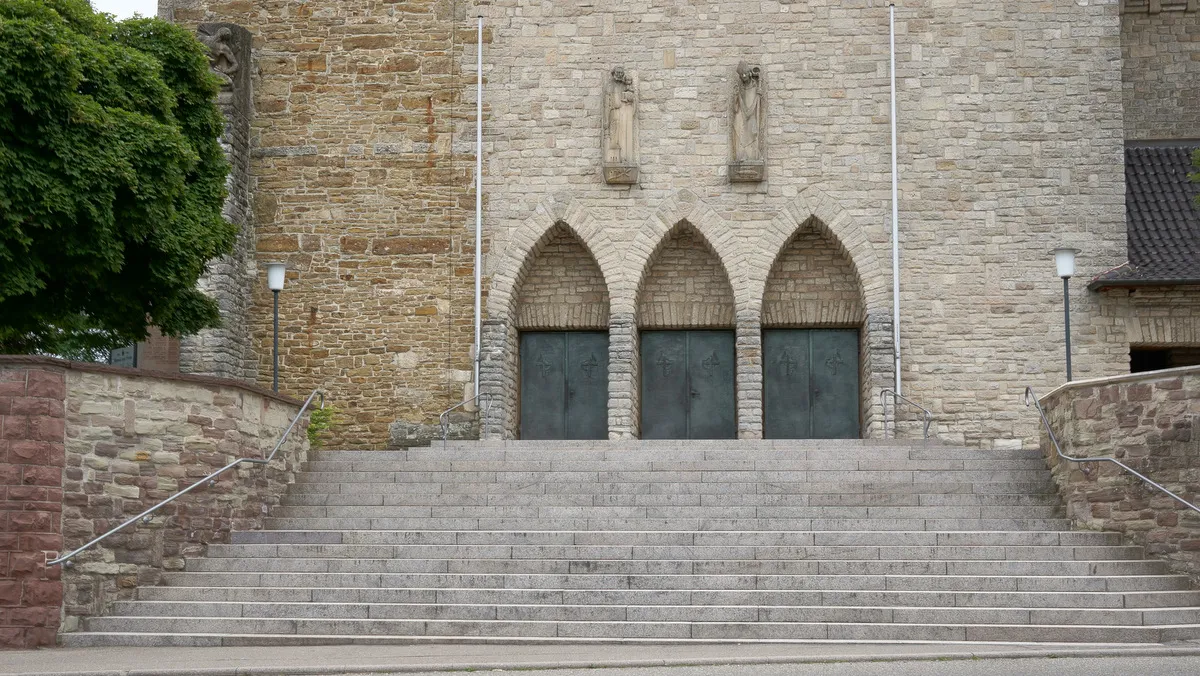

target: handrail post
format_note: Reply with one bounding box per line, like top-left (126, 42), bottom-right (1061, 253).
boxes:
top-left (440, 393), bottom-right (493, 450)
top-left (880, 388), bottom-right (933, 442)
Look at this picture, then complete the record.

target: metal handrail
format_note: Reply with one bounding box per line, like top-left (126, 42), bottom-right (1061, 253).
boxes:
top-left (440, 392), bottom-right (493, 449)
top-left (880, 388), bottom-right (933, 440)
top-left (48, 388), bottom-right (325, 567)
top-left (1024, 386), bottom-right (1200, 517)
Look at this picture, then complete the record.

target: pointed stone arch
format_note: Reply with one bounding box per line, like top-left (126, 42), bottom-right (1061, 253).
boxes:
top-left (488, 197), bottom-right (620, 321)
top-left (480, 198), bottom-right (619, 440)
top-left (635, 222), bottom-right (737, 329)
top-left (748, 185), bottom-right (894, 439)
top-left (612, 189), bottom-right (750, 317)
top-left (750, 185), bottom-right (889, 314)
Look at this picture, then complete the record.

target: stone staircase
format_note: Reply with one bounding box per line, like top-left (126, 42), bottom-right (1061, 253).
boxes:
top-left (63, 440), bottom-right (1200, 646)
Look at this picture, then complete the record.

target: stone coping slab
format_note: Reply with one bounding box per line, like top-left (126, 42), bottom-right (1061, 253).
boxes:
top-left (1038, 364), bottom-right (1200, 402)
top-left (0, 355), bottom-right (303, 407)
top-left (2, 642), bottom-right (1200, 676)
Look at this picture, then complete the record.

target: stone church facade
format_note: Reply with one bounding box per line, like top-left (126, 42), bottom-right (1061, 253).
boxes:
top-left (157, 0), bottom-right (1200, 449)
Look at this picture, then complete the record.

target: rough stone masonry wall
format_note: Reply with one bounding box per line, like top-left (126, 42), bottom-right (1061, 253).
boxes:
top-left (1101, 286), bottom-right (1200, 349)
top-left (1122, 8), bottom-right (1200, 141)
top-left (0, 358), bottom-right (307, 640)
top-left (1039, 367), bottom-right (1200, 578)
top-left (0, 363), bottom-right (65, 649)
top-left (180, 22), bottom-right (259, 383)
top-left (58, 365), bottom-right (307, 630)
top-left (161, 0), bottom-right (482, 447)
top-left (480, 0), bottom-right (1129, 447)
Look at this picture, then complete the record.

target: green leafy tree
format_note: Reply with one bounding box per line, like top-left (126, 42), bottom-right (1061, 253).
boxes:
top-left (0, 0), bottom-right (235, 355)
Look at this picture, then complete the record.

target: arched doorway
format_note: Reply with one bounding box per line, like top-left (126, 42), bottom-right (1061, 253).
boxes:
top-left (513, 224), bottom-right (611, 440)
top-left (761, 217), bottom-right (866, 439)
top-left (635, 223), bottom-right (737, 439)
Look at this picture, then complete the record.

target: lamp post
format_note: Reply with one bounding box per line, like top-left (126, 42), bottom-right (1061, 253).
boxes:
top-left (1052, 248), bottom-right (1079, 382)
top-left (266, 263), bottom-right (287, 392)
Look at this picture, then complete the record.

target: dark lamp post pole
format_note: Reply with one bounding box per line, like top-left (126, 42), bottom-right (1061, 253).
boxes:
top-left (266, 263), bottom-right (287, 393)
top-left (1052, 248), bottom-right (1079, 383)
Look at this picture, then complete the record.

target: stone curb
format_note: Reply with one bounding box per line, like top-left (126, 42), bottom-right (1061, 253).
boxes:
top-left (16, 645), bottom-right (1200, 676)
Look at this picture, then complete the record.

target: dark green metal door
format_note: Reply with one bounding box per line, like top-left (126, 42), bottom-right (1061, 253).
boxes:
top-left (764, 329), bottom-right (859, 439)
top-left (520, 332), bottom-right (608, 440)
top-left (641, 331), bottom-right (736, 440)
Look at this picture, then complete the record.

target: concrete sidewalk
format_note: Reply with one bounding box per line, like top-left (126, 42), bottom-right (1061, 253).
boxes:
top-left (3, 642), bottom-right (1200, 676)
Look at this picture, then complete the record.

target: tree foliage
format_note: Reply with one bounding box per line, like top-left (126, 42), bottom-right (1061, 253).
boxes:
top-left (0, 0), bottom-right (235, 355)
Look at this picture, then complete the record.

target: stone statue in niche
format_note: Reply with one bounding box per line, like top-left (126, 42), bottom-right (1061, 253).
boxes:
top-left (197, 25), bottom-right (240, 87)
top-left (603, 66), bottom-right (638, 185)
top-left (729, 61), bottom-right (765, 182)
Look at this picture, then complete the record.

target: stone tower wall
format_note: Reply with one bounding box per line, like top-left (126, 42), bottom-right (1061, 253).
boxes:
top-left (1122, 8), bottom-right (1200, 141)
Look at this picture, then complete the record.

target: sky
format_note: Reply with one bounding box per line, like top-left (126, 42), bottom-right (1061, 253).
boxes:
top-left (90, 0), bottom-right (159, 19)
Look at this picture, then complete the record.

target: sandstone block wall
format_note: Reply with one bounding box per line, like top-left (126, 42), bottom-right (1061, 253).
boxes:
top-left (480, 1), bottom-right (1128, 446)
top-left (0, 357), bottom-right (309, 642)
top-left (161, 0), bottom-right (1146, 447)
top-left (1039, 366), bottom-right (1200, 578)
top-left (1122, 8), bottom-right (1200, 141)
top-left (59, 366), bottom-right (308, 629)
top-left (0, 363), bottom-right (64, 649)
top-left (162, 0), bottom-right (483, 447)
top-left (1101, 286), bottom-right (1200, 350)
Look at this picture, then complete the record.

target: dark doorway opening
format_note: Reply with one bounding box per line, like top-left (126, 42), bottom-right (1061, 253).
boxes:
top-left (640, 331), bottom-right (736, 440)
top-left (519, 332), bottom-right (609, 440)
top-left (763, 329), bottom-right (860, 439)
top-left (1131, 346), bottom-right (1200, 374)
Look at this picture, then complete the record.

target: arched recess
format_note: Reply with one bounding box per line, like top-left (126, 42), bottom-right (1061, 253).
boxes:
top-left (637, 222), bottom-right (736, 329)
top-left (762, 217), bottom-right (864, 327)
top-left (515, 225), bottom-right (610, 330)
top-left (480, 200), bottom-right (618, 440)
top-left (613, 189), bottom-right (750, 317)
top-left (753, 186), bottom-right (894, 439)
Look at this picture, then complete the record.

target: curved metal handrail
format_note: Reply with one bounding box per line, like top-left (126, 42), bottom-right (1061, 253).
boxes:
top-left (880, 388), bottom-right (933, 440)
top-left (1024, 386), bottom-right (1200, 517)
top-left (48, 388), bottom-right (325, 567)
top-left (440, 392), bottom-right (493, 449)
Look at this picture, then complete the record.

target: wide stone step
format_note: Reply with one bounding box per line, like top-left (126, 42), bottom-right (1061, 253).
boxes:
top-left (279, 493), bottom-right (1062, 507)
top-left (232, 530), bottom-right (1118, 547)
top-left (135, 586), bottom-right (1200, 609)
top-left (70, 617), bottom-right (1199, 644)
top-left (292, 470), bottom-right (1054, 484)
top-left (260, 517), bottom-right (1074, 532)
top-left (284, 481), bottom-right (1057, 496)
top-left (299, 459), bottom-right (1051, 473)
top-left (206, 542), bottom-right (1143, 562)
top-left (183, 557), bottom-right (1169, 576)
top-left (158, 571), bottom-right (1191, 592)
top-left (101, 600), bottom-right (1200, 626)
top-left (267, 505), bottom-right (1062, 520)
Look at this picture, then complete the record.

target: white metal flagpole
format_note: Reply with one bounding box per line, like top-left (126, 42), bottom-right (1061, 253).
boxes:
top-left (889, 3), bottom-right (902, 396)
top-left (473, 16), bottom-right (483, 394)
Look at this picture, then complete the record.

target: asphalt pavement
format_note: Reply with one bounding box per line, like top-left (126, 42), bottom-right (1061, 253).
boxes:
top-left (1, 642), bottom-right (1200, 676)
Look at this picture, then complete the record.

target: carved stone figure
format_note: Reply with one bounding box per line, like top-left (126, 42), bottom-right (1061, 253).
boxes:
top-left (197, 25), bottom-right (240, 87)
top-left (603, 67), bottom-right (638, 184)
top-left (730, 61), bottom-right (765, 182)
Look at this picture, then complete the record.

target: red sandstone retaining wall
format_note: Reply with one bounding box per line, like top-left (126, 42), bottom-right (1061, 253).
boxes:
top-left (0, 364), bottom-right (65, 648)
top-left (0, 357), bottom-right (309, 648)
top-left (1039, 366), bottom-right (1200, 578)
